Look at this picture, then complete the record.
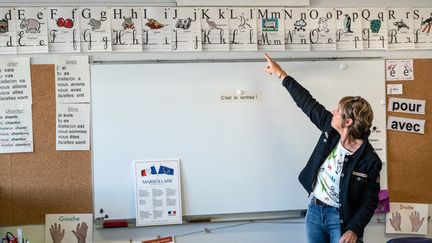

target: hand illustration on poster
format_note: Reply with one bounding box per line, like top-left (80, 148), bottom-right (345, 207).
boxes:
top-left (409, 211), bottom-right (425, 232)
top-left (389, 211), bottom-right (401, 231)
top-left (49, 222), bottom-right (88, 243)
top-left (386, 203), bottom-right (428, 235)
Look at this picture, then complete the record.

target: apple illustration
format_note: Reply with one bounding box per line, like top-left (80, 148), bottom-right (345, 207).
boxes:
top-left (56, 17), bottom-right (65, 27)
top-left (64, 18), bottom-right (74, 28)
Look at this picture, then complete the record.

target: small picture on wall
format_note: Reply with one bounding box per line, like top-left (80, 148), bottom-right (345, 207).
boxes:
top-left (386, 202), bottom-right (428, 235)
top-left (45, 214), bottom-right (93, 243)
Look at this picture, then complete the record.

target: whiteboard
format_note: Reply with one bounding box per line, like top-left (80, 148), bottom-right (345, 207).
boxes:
top-left (91, 59), bottom-right (386, 220)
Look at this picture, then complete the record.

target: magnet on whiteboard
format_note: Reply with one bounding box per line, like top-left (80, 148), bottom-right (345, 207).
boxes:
top-left (380, 100), bottom-right (386, 106)
top-left (237, 89), bottom-right (244, 95)
top-left (339, 64), bottom-right (347, 70)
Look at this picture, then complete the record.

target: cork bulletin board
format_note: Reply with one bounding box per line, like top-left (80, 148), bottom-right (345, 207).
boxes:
top-left (387, 59), bottom-right (432, 204)
top-left (0, 65), bottom-right (92, 225)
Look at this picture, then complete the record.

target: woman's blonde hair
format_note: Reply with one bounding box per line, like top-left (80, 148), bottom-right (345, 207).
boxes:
top-left (339, 96), bottom-right (373, 139)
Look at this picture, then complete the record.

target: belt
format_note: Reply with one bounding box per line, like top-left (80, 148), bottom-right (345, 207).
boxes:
top-left (314, 197), bottom-right (332, 207)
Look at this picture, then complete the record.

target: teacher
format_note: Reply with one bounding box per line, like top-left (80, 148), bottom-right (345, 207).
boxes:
top-left (264, 54), bottom-right (382, 243)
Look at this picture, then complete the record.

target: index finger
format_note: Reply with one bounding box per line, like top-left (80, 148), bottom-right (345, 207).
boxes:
top-left (264, 53), bottom-right (272, 62)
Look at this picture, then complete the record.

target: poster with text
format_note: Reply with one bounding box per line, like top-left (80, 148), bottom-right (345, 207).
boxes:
top-left (45, 214), bottom-right (93, 243)
top-left (0, 57), bottom-right (32, 104)
top-left (79, 7), bottom-right (112, 52)
top-left (200, 7), bottom-right (230, 51)
top-left (55, 55), bottom-right (90, 103)
top-left (413, 8), bottom-right (432, 49)
top-left (134, 159), bottom-right (182, 226)
top-left (361, 8), bottom-right (388, 50)
top-left (171, 8), bottom-right (202, 52)
top-left (257, 8), bottom-right (285, 50)
top-left (56, 103), bottom-right (90, 150)
top-left (0, 104), bottom-right (33, 153)
top-left (387, 8), bottom-right (414, 50)
top-left (142, 7), bottom-right (172, 52)
top-left (47, 7), bottom-right (81, 53)
top-left (229, 7), bottom-right (257, 51)
top-left (308, 8), bottom-right (336, 51)
top-left (284, 8), bottom-right (310, 51)
top-left (335, 8), bottom-right (363, 51)
top-left (386, 202), bottom-right (428, 235)
top-left (0, 8), bottom-right (18, 54)
top-left (111, 7), bottom-right (143, 52)
top-left (16, 7), bottom-right (49, 53)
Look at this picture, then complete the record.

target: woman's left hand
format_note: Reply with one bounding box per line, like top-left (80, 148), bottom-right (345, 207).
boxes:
top-left (339, 230), bottom-right (357, 243)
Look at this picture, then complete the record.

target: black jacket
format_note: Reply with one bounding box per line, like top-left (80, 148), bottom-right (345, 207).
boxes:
top-left (282, 76), bottom-right (382, 237)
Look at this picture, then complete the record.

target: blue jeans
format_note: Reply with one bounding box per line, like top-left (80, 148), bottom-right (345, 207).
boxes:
top-left (306, 199), bottom-right (341, 243)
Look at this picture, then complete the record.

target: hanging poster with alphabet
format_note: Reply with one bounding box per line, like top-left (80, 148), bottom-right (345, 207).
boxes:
top-left (284, 8), bottom-right (310, 51)
top-left (257, 8), bottom-right (285, 50)
top-left (229, 8), bottom-right (257, 51)
top-left (0, 57), bottom-right (32, 104)
top-left (47, 7), bottom-right (81, 53)
top-left (56, 103), bottom-right (90, 150)
top-left (0, 8), bottom-right (17, 54)
top-left (79, 7), bottom-right (112, 52)
top-left (111, 7), bottom-right (143, 52)
top-left (171, 8), bottom-right (202, 52)
top-left (387, 8), bottom-right (414, 50)
top-left (134, 159), bottom-right (182, 226)
top-left (200, 7), bottom-right (230, 51)
top-left (386, 202), bottom-right (428, 235)
top-left (386, 59), bottom-right (414, 81)
top-left (0, 104), bottom-right (33, 154)
top-left (45, 214), bottom-right (93, 243)
top-left (142, 7), bottom-right (172, 52)
top-left (335, 8), bottom-right (363, 51)
top-left (16, 7), bottom-right (48, 53)
top-left (308, 8), bottom-right (336, 51)
top-left (413, 8), bottom-right (432, 49)
top-left (362, 8), bottom-right (388, 50)
top-left (387, 116), bottom-right (425, 134)
top-left (55, 56), bottom-right (90, 103)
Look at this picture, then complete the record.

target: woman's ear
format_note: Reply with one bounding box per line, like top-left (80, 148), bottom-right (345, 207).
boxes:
top-left (344, 118), bottom-right (353, 127)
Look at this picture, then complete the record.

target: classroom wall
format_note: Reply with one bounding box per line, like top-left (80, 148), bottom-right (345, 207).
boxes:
top-left (1, 0), bottom-right (431, 242)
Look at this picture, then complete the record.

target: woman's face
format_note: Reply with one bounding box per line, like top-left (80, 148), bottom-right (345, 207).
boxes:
top-left (331, 105), bottom-right (343, 131)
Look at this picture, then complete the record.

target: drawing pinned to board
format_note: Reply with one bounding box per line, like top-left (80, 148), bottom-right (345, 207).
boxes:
top-left (145, 18), bottom-right (166, 30)
top-left (414, 8), bottom-right (432, 49)
top-left (171, 8), bottom-right (202, 51)
top-left (421, 14), bottom-right (432, 33)
top-left (0, 18), bottom-right (8, 33)
top-left (387, 8), bottom-right (414, 50)
top-left (16, 7), bottom-right (49, 53)
top-left (386, 203), bottom-right (428, 235)
top-left (79, 7), bottom-right (112, 52)
top-left (335, 8), bottom-right (363, 51)
top-left (200, 7), bottom-right (229, 51)
top-left (386, 59), bottom-right (414, 81)
top-left (361, 8), bottom-right (388, 50)
top-left (48, 7), bottom-right (80, 53)
top-left (308, 8), bottom-right (336, 51)
top-left (142, 7), bottom-right (172, 52)
top-left (284, 8), bottom-right (310, 51)
top-left (229, 7), bottom-right (257, 51)
top-left (256, 8), bottom-right (285, 51)
top-left (110, 7), bottom-right (142, 52)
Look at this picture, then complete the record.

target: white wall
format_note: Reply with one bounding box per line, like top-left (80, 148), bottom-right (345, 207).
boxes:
top-left (0, 0), bottom-right (431, 242)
